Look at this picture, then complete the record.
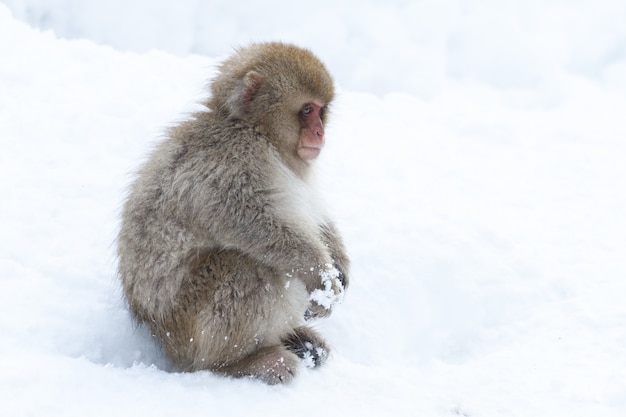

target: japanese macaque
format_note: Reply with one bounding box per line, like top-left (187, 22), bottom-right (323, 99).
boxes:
top-left (117, 42), bottom-right (349, 384)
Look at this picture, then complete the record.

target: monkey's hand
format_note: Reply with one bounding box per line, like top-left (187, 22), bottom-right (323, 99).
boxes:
top-left (305, 264), bottom-right (346, 321)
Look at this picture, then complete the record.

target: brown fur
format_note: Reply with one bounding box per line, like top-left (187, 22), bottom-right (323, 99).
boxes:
top-left (117, 42), bottom-right (349, 384)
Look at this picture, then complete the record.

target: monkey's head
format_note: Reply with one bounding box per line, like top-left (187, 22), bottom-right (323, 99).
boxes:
top-left (208, 42), bottom-right (335, 169)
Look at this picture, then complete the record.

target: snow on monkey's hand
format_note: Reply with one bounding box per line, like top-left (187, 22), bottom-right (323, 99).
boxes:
top-left (305, 264), bottom-right (345, 320)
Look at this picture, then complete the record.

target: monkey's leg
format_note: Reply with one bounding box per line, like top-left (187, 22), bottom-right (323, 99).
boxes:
top-left (181, 249), bottom-right (309, 383)
top-left (282, 326), bottom-right (330, 368)
top-left (216, 345), bottom-right (300, 385)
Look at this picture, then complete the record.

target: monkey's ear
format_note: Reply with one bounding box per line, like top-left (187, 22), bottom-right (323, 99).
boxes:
top-left (227, 70), bottom-right (265, 118)
top-left (242, 71), bottom-right (264, 106)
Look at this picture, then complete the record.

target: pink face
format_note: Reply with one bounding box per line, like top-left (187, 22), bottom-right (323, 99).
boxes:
top-left (297, 101), bottom-right (326, 161)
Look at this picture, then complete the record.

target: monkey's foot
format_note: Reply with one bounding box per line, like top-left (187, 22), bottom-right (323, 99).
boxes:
top-left (217, 346), bottom-right (299, 385)
top-left (282, 327), bottom-right (330, 368)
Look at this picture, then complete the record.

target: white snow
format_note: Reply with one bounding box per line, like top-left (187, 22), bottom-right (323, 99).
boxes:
top-left (1, 1), bottom-right (626, 416)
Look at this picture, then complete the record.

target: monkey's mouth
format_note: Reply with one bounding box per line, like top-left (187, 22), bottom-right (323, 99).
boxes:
top-left (298, 147), bottom-right (322, 160)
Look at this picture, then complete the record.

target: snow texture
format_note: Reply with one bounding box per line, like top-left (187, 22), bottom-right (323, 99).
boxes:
top-left (1, 1), bottom-right (626, 416)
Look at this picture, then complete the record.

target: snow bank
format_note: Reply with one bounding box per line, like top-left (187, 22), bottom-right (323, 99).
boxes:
top-left (1, 1), bottom-right (626, 416)
top-left (3, 0), bottom-right (626, 96)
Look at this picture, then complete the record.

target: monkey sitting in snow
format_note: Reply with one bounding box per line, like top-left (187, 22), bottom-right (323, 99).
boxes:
top-left (117, 42), bottom-right (349, 384)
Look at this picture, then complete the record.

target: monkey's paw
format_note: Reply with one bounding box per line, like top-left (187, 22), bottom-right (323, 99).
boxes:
top-left (305, 264), bottom-right (345, 320)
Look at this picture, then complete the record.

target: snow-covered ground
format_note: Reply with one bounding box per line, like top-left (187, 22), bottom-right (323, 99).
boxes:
top-left (1, 1), bottom-right (626, 416)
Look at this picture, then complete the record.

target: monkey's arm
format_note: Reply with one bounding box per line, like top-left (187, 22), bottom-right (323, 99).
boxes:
top-left (191, 157), bottom-right (333, 285)
top-left (320, 222), bottom-right (350, 289)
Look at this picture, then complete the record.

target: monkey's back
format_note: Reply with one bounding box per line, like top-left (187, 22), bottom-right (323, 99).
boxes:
top-left (118, 137), bottom-right (191, 320)
top-left (117, 114), bottom-right (278, 319)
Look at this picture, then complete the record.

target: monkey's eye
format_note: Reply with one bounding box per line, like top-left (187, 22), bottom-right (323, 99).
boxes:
top-left (301, 104), bottom-right (313, 117)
